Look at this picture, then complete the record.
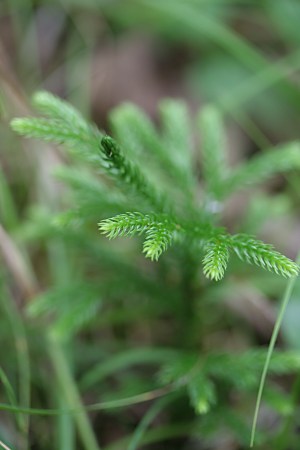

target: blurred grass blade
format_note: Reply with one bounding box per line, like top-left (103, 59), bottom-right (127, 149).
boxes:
top-left (80, 348), bottom-right (176, 391)
top-left (0, 366), bottom-right (22, 430)
top-left (137, 0), bottom-right (300, 107)
top-left (250, 251), bottom-right (300, 447)
top-left (127, 395), bottom-right (176, 450)
top-left (0, 168), bottom-right (18, 230)
top-left (0, 440), bottom-right (13, 450)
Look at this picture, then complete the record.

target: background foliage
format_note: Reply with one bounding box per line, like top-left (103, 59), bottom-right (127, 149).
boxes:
top-left (1, 1), bottom-right (300, 449)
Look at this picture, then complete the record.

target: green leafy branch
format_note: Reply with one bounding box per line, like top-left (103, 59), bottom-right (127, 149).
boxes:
top-left (202, 238), bottom-right (230, 281)
top-left (98, 212), bottom-right (299, 279)
top-left (10, 91), bottom-right (300, 281)
top-left (229, 234), bottom-right (299, 277)
top-left (99, 212), bottom-right (177, 261)
top-left (100, 136), bottom-right (168, 211)
top-left (223, 142), bottom-right (300, 197)
top-left (159, 348), bottom-right (300, 417)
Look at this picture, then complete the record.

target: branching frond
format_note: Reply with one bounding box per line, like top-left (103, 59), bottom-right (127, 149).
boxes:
top-left (109, 103), bottom-right (148, 159)
top-left (32, 91), bottom-right (88, 131)
top-left (11, 117), bottom-right (101, 163)
top-left (99, 212), bottom-right (177, 260)
top-left (100, 136), bottom-right (168, 210)
top-left (223, 142), bottom-right (300, 197)
top-left (159, 99), bottom-right (191, 161)
top-left (161, 348), bottom-right (300, 399)
top-left (98, 212), bottom-right (158, 239)
top-left (206, 349), bottom-right (300, 391)
top-left (12, 92), bottom-right (103, 165)
top-left (187, 374), bottom-right (216, 414)
top-left (11, 92), bottom-right (300, 282)
top-left (99, 211), bottom-right (298, 278)
top-left (11, 118), bottom-right (80, 143)
top-left (198, 105), bottom-right (227, 200)
top-left (159, 99), bottom-right (195, 188)
top-left (229, 234), bottom-right (299, 278)
top-left (110, 102), bottom-right (193, 193)
top-left (203, 238), bottom-right (229, 281)
top-left (109, 103), bottom-right (167, 163)
top-left (176, 223), bottom-right (298, 279)
top-left (8, 88), bottom-right (300, 450)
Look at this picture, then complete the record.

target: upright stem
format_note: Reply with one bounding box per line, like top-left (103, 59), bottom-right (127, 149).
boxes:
top-left (180, 249), bottom-right (198, 349)
top-left (47, 334), bottom-right (101, 450)
top-left (1, 292), bottom-right (30, 450)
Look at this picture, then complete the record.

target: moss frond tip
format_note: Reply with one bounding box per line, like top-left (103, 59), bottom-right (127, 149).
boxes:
top-left (101, 135), bottom-right (119, 158)
top-left (10, 118), bottom-right (27, 134)
top-left (32, 90), bottom-right (52, 104)
top-left (202, 239), bottom-right (229, 281)
top-left (286, 262), bottom-right (300, 277)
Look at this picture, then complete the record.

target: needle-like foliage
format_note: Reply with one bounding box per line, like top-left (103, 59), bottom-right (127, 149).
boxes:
top-left (11, 91), bottom-right (300, 282)
top-left (198, 105), bottom-right (227, 201)
top-left (202, 238), bottom-right (230, 281)
top-left (99, 212), bottom-right (176, 261)
top-left (100, 136), bottom-right (167, 211)
top-left (223, 142), bottom-right (300, 197)
top-left (158, 348), bottom-right (300, 420)
top-left (8, 90), bottom-right (300, 450)
top-left (98, 212), bottom-right (171, 239)
top-left (32, 91), bottom-right (89, 129)
top-left (142, 226), bottom-right (174, 261)
top-left (229, 234), bottom-right (299, 277)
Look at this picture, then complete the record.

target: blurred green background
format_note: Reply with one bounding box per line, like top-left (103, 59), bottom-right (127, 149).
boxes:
top-left (1, 1), bottom-right (300, 449)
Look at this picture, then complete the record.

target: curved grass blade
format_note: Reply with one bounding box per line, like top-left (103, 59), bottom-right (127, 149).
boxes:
top-left (250, 251), bottom-right (300, 447)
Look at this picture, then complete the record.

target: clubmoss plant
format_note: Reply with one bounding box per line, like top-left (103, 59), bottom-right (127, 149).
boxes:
top-left (11, 92), bottom-right (300, 281)
top-left (9, 91), bottom-right (300, 448)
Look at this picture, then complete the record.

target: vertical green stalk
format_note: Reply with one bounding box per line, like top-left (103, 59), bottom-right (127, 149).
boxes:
top-left (180, 249), bottom-right (198, 349)
top-left (1, 292), bottom-right (30, 450)
top-left (56, 390), bottom-right (75, 450)
top-left (47, 333), bottom-right (101, 450)
top-left (0, 168), bottom-right (19, 231)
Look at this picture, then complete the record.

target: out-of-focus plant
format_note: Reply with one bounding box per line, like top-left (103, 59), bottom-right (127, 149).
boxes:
top-left (1, 91), bottom-right (298, 449)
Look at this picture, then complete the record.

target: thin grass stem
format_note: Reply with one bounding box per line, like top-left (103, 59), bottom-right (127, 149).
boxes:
top-left (47, 334), bottom-right (101, 450)
top-left (250, 252), bottom-right (300, 447)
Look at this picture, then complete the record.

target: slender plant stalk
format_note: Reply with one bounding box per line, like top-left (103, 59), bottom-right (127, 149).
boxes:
top-left (0, 366), bottom-right (18, 409)
top-left (47, 334), bottom-right (101, 450)
top-left (57, 391), bottom-right (75, 450)
top-left (0, 384), bottom-right (175, 416)
top-left (105, 422), bottom-right (197, 450)
top-left (1, 293), bottom-right (30, 450)
top-left (127, 394), bottom-right (176, 450)
top-left (250, 252), bottom-right (300, 447)
top-left (0, 440), bottom-right (13, 450)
